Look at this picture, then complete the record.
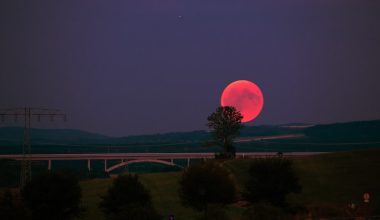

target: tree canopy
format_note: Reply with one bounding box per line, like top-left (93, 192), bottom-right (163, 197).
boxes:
top-left (207, 106), bottom-right (243, 158)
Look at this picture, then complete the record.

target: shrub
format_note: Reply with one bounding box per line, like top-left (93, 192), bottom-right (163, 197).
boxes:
top-left (245, 158), bottom-right (301, 207)
top-left (21, 171), bottom-right (82, 220)
top-left (179, 161), bottom-right (237, 212)
top-left (99, 174), bottom-right (161, 220)
top-left (0, 189), bottom-right (31, 220)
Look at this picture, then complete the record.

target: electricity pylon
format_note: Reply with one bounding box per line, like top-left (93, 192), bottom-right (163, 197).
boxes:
top-left (0, 108), bottom-right (66, 188)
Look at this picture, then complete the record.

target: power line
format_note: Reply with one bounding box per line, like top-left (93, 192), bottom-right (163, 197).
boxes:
top-left (0, 107), bottom-right (66, 188)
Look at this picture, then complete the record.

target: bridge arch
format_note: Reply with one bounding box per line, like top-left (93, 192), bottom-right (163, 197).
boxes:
top-left (105, 159), bottom-right (183, 173)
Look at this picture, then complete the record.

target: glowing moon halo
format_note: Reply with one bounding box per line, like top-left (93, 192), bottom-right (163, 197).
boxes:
top-left (221, 80), bottom-right (264, 123)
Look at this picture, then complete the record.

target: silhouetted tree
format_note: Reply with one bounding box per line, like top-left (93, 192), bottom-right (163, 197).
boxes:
top-left (99, 174), bottom-right (161, 220)
top-left (179, 161), bottom-right (236, 217)
top-left (207, 106), bottom-right (243, 158)
top-left (21, 171), bottom-right (82, 220)
top-left (0, 190), bottom-right (31, 220)
top-left (245, 158), bottom-right (301, 207)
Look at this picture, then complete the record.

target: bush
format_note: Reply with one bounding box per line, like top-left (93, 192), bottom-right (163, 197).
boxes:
top-left (179, 161), bottom-right (237, 212)
top-left (21, 171), bottom-right (82, 220)
top-left (0, 190), bottom-right (31, 220)
top-left (245, 158), bottom-right (301, 207)
top-left (241, 203), bottom-right (290, 220)
top-left (99, 174), bottom-right (161, 220)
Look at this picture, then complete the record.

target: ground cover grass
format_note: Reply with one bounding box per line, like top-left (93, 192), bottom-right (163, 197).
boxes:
top-left (4, 149), bottom-right (379, 219)
top-left (79, 172), bottom-right (244, 220)
top-left (226, 149), bottom-right (380, 217)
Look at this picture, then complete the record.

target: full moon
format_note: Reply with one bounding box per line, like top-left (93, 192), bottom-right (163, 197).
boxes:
top-left (221, 80), bottom-right (264, 123)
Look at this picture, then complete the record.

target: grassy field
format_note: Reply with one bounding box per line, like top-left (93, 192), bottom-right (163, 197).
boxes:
top-left (77, 149), bottom-right (380, 220)
top-left (227, 150), bottom-right (380, 216)
top-left (79, 173), bottom-right (201, 220)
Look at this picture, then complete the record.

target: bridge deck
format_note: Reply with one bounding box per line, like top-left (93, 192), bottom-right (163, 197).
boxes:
top-left (0, 152), bottom-right (328, 161)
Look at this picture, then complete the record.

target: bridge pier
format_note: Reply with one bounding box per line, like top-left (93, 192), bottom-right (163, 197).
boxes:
top-left (187, 158), bottom-right (190, 167)
top-left (104, 159), bottom-right (107, 172)
top-left (48, 160), bottom-right (51, 171)
top-left (87, 159), bottom-right (91, 172)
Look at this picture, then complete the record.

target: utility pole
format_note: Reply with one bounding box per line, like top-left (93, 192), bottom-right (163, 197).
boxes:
top-left (0, 108), bottom-right (66, 188)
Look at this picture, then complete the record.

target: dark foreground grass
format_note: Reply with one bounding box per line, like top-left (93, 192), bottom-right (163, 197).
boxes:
top-left (78, 149), bottom-right (380, 220)
top-left (139, 172), bottom-right (202, 220)
top-left (226, 149), bottom-right (380, 215)
top-left (292, 150), bottom-right (380, 211)
top-left (79, 174), bottom-right (244, 220)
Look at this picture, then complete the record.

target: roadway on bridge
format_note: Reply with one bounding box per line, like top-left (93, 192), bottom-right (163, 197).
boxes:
top-left (0, 152), bottom-right (328, 161)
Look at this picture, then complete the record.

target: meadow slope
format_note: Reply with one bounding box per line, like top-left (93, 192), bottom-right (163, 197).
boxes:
top-left (78, 149), bottom-right (380, 220)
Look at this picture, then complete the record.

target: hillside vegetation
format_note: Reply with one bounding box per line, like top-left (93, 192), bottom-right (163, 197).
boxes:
top-left (1, 120), bottom-right (380, 154)
top-left (78, 149), bottom-right (380, 220)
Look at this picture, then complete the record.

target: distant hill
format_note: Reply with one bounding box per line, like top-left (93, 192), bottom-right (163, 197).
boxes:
top-left (279, 123), bottom-right (314, 128)
top-left (111, 125), bottom-right (301, 145)
top-left (0, 119), bottom-right (379, 146)
top-left (240, 125), bottom-right (303, 137)
top-left (110, 130), bottom-right (211, 145)
top-left (305, 120), bottom-right (380, 140)
top-left (0, 127), bottom-right (110, 145)
top-left (0, 125), bottom-right (302, 146)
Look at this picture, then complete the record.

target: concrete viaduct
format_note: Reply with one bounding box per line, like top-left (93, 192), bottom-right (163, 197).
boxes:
top-left (0, 152), bottom-right (327, 173)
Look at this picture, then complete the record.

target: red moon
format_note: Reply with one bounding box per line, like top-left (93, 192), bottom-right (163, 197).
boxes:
top-left (221, 80), bottom-right (264, 123)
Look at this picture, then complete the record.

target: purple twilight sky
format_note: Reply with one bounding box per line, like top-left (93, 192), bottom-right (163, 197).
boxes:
top-left (1, 0), bottom-right (380, 136)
